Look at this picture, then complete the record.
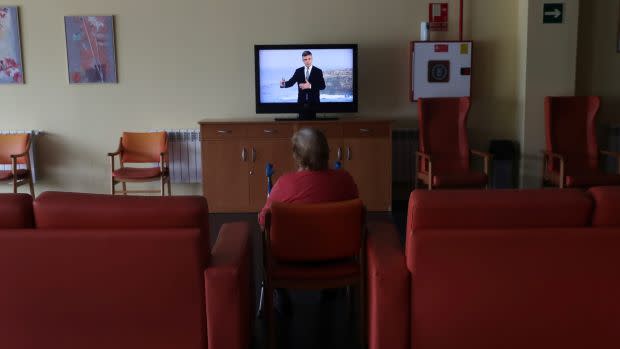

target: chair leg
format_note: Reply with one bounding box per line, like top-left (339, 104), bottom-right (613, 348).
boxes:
top-left (167, 177), bottom-right (172, 196)
top-left (122, 182), bottom-right (127, 195)
top-left (111, 178), bottom-right (116, 195)
top-left (160, 177), bottom-right (165, 196)
top-left (28, 177), bottom-right (34, 197)
top-left (12, 177), bottom-right (17, 194)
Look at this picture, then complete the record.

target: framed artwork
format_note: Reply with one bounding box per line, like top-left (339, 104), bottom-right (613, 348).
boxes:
top-left (64, 16), bottom-right (117, 83)
top-left (0, 7), bottom-right (24, 84)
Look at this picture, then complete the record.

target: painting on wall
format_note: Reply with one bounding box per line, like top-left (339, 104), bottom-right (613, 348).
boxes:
top-left (0, 7), bottom-right (24, 84)
top-left (64, 16), bottom-right (117, 84)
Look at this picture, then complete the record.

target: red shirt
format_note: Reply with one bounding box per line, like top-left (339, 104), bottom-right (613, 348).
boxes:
top-left (258, 169), bottom-right (359, 226)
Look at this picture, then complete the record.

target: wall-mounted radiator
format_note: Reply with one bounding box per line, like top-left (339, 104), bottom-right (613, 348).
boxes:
top-left (0, 130), bottom-right (41, 183)
top-left (156, 129), bottom-right (202, 184)
top-left (392, 128), bottom-right (418, 189)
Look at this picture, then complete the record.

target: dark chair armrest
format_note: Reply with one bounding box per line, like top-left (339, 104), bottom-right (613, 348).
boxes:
top-left (205, 222), bottom-right (252, 349)
top-left (366, 221), bottom-right (410, 349)
top-left (10, 151), bottom-right (29, 159)
top-left (471, 149), bottom-right (492, 159)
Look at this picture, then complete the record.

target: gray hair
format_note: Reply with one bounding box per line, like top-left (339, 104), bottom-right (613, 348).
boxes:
top-left (292, 128), bottom-right (329, 171)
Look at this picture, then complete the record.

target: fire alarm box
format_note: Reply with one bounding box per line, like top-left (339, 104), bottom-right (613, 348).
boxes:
top-left (410, 41), bottom-right (472, 101)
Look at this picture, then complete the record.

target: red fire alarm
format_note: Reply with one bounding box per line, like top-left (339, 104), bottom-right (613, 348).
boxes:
top-left (429, 3), bottom-right (448, 31)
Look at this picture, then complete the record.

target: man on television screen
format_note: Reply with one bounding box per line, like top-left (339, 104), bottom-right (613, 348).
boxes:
top-left (280, 51), bottom-right (326, 105)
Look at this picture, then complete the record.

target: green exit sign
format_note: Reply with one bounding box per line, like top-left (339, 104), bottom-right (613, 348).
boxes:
top-left (543, 3), bottom-right (564, 24)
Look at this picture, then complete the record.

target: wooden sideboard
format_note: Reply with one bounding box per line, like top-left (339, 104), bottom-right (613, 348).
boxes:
top-left (199, 119), bottom-right (392, 213)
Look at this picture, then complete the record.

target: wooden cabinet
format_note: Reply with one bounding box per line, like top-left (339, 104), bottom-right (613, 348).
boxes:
top-left (200, 119), bottom-right (392, 213)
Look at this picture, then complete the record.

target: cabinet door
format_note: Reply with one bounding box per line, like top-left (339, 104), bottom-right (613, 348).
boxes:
top-left (343, 138), bottom-right (392, 211)
top-left (202, 140), bottom-right (250, 212)
top-left (248, 140), bottom-right (296, 211)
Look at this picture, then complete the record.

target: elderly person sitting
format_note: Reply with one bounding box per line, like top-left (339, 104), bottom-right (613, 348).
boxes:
top-left (258, 127), bottom-right (359, 316)
top-left (259, 127), bottom-right (359, 226)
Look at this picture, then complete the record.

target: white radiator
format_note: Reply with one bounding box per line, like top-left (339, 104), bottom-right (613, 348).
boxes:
top-left (155, 129), bottom-right (202, 184)
top-left (0, 130), bottom-right (41, 183)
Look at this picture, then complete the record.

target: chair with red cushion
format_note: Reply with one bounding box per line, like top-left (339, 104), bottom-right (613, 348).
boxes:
top-left (263, 199), bottom-right (366, 349)
top-left (0, 134), bottom-right (35, 196)
top-left (108, 132), bottom-right (171, 195)
top-left (416, 97), bottom-right (491, 190)
top-left (543, 96), bottom-right (620, 188)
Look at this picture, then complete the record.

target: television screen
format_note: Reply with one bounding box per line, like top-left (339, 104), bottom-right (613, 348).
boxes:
top-left (255, 44), bottom-right (358, 118)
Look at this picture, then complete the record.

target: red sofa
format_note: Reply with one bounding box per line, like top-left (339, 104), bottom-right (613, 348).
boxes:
top-left (367, 187), bottom-right (620, 349)
top-left (0, 192), bottom-right (252, 349)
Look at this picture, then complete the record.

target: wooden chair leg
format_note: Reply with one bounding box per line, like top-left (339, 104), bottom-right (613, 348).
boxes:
top-left (122, 182), bottom-right (127, 195)
top-left (12, 177), bottom-right (17, 194)
top-left (160, 177), bottom-right (165, 196)
top-left (28, 176), bottom-right (34, 197)
top-left (167, 177), bottom-right (172, 196)
top-left (111, 178), bottom-right (116, 195)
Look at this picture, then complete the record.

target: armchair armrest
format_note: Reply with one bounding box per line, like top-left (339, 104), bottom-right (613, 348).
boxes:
top-left (9, 151), bottom-right (29, 159)
top-left (541, 150), bottom-right (566, 187)
top-left (107, 137), bottom-right (123, 157)
top-left (205, 222), bottom-right (252, 349)
top-left (366, 221), bottom-right (410, 349)
top-left (471, 149), bottom-right (492, 175)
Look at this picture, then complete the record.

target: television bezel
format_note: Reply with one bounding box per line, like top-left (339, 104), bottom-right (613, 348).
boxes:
top-left (254, 44), bottom-right (358, 115)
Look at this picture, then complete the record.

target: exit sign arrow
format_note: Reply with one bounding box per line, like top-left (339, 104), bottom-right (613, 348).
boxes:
top-left (545, 8), bottom-right (562, 18)
top-left (543, 3), bottom-right (564, 24)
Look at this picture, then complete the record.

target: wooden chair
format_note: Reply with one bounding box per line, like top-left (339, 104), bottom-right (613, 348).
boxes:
top-left (108, 132), bottom-right (171, 196)
top-left (263, 199), bottom-right (366, 349)
top-left (0, 134), bottom-right (34, 196)
top-left (543, 96), bottom-right (620, 188)
top-left (416, 97), bottom-right (492, 190)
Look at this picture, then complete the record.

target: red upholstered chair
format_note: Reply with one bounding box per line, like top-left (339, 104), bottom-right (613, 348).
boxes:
top-left (108, 132), bottom-right (171, 195)
top-left (416, 97), bottom-right (491, 190)
top-left (0, 134), bottom-right (34, 196)
top-left (263, 199), bottom-right (366, 349)
top-left (543, 96), bottom-right (620, 188)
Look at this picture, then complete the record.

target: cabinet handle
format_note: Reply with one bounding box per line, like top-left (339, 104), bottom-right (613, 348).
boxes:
top-left (241, 148), bottom-right (247, 161)
top-left (217, 129), bottom-right (232, 134)
top-left (252, 147), bottom-right (256, 162)
top-left (347, 147), bottom-right (352, 160)
top-left (263, 129), bottom-right (276, 134)
top-left (337, 147), bottom-right (342, 160)
top-left (359, 128), bottom-right (370, 133)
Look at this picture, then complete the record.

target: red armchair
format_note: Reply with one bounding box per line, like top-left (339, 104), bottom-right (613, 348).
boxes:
top-left (416, 97), bottom-right (491, 189)
top-left (367, 187), bottom-right (620, 349)
top-left (263, 199), bottom-right (366, 349)
top-left (543, 96), bottom-right (620, 188)
top-left (0, 192), bottom-right (252, 349)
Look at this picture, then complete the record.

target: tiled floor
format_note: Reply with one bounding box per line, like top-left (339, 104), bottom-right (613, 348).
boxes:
top-left (208, 203), bottom-right (407, 349)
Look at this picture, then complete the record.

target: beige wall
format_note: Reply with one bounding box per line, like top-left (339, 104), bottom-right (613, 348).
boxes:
top-left (519, 0), bottom-right (580, 187)
top-left (1, 0), bottom-right (519, 195)
top-left (576, 0), bottom-right (620, 124)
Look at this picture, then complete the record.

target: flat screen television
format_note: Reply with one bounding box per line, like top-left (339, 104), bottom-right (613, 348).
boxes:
top-left (254, 44), bottom-right (358, 120)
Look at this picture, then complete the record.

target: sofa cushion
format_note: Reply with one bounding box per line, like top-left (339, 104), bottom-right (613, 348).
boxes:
top-left (407, 189), bottom-right (592, 232)
top-left (0, 228), bottom-right (207, 349)
top-left (589, 186), bottom-right (620, 227)
top-left (408, 227), bottom-right (620, 349)
top-left (0, 193), bottom-right (33, 229)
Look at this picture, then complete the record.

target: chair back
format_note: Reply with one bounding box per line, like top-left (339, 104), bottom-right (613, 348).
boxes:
top-left (0, 134), bottom-right (29, 165)
top-left (418, 97), bottom-right (471, 172)
top-left (545, 96), bottom-right (600, 173)
top-left (267, 199), bottom-right (364, 262)
top-left (121, 132), bottom-right (167, 164)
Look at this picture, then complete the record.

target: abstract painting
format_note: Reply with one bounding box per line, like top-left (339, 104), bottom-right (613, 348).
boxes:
top-left (64, 16), bottom-right (117, 84)
top-left (0, 7), bottom-right (24, 84)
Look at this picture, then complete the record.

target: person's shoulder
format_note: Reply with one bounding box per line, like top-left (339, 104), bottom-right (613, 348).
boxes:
top-left (314, 66), bottom-right (323, 72)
